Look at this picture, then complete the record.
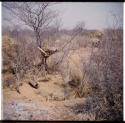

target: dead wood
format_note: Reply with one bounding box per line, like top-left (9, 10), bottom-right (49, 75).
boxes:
top-left (28, 81), bottom-right (39, 89)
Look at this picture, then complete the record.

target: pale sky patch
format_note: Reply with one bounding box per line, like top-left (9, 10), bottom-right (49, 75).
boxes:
top-left (2, 2), bottom-right (123, 30)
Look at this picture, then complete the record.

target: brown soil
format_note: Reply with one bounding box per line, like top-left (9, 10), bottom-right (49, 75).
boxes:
top-left (2, 74), bottom-right (87, 120)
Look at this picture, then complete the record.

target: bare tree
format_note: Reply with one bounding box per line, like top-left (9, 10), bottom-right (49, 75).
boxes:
top-left (3, 2), bottom-right (58, 47)
top-left (3, 2), bottom-right (59, 73)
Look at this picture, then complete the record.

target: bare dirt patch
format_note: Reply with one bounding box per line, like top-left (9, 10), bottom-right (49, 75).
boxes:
top-left (2, 73), bottom-right (88, 120)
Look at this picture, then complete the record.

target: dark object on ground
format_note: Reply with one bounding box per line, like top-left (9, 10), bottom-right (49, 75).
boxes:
top-left (28, 82), bottom-right (39, 89)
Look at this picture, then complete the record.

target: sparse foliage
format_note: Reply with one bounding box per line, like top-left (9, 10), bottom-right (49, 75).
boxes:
top-left (2, 2), bottom-right (123, 121)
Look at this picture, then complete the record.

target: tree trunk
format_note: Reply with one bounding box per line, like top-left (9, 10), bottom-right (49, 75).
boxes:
top-left (35, 31), bottom-right (49, 74)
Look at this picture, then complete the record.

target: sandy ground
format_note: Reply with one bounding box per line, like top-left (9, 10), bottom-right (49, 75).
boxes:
top-left (2, 47), bottom-right (96, 120)
top-left (2, 74), bottom-right (87, 120)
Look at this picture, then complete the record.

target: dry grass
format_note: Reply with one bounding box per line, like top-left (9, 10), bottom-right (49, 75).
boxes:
top-left (2, 28), bottom-right (123, 120)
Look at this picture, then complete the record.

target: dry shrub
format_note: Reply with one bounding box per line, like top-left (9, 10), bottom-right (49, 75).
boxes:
top-left (71, 28), bottom-right (123, 120)
top-left (2, 73), bottom-right (15, 88)
top-left (2, 36), bottom-right (17, 88)
top-left (47, 48), bottom-right (92, 98)
top-left (71, 96), bottom-right (112, 121)
top-left (2, 35), bottom-right (42, 89)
